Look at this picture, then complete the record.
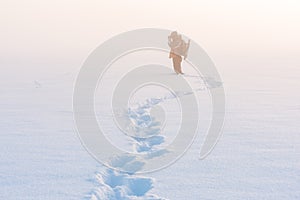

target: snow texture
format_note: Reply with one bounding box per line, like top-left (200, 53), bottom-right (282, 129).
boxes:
top-left (1, 65), bottom-right (300, 200)
top-left (89, 96), bottom-right (169, 200)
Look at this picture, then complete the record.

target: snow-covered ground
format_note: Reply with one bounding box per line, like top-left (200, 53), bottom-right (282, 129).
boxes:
top-left (1, 61), bottom-right (299, 200)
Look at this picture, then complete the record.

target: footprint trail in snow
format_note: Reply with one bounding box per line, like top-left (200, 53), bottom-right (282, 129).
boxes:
top-left (90, 97), bottom-right (170, 200)
top-left (89, 75), bottom-right (220, 200)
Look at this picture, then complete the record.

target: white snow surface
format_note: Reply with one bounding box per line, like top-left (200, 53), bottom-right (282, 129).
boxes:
top-left (1, 63), bottom-right (300, 200)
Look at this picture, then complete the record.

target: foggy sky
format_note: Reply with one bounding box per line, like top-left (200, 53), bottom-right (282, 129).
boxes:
top-left (1, 0), bottom-right (299, 78)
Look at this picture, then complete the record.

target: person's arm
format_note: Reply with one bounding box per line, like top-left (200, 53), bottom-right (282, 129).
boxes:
top-left (168, 36), bottom-right (173, 48)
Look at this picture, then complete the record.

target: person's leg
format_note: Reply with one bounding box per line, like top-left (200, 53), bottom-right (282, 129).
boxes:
top-left (177, 56), bottom-right (183, 74)
top-left (172, 54), bottom-right (184, 74)
top-left (172, 57), bottom-right (180, 74)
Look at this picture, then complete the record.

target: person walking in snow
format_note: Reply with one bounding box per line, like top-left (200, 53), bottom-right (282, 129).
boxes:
top-left (168, 31), bottom-right (190, 74)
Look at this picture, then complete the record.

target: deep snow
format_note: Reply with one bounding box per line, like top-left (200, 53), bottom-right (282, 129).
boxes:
top-left (0, 62), bottom-right (299, 199)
